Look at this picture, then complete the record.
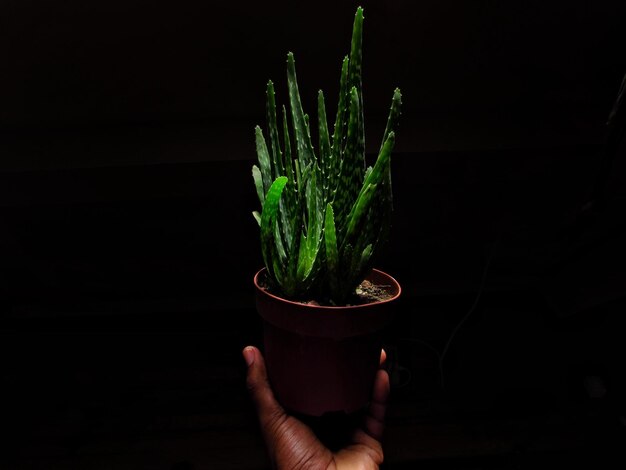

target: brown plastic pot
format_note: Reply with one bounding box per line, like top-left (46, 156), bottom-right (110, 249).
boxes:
top-left (254, 268), bottom-right (401, 417)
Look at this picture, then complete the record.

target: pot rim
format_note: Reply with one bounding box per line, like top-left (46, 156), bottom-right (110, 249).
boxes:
top-left (254, 267), bottom-right (401, 310)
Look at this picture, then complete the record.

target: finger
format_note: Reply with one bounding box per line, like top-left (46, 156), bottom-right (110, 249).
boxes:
top-left (379, 348), bottom-right (387, 366)
top-left (243, 346), bottom-right (286, 426)
top-left (363, 368), bottom-right (390, 441)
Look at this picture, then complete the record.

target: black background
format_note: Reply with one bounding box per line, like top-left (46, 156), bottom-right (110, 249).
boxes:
top-left (1, 1), bottom-right (625, 468)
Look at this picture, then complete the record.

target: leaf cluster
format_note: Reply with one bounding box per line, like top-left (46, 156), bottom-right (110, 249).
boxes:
top-left (252, 7), bottom-right (401, 304)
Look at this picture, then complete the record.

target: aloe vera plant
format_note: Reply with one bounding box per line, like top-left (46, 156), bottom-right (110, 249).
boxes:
top-left (252, 6), bottom-right (401, 305)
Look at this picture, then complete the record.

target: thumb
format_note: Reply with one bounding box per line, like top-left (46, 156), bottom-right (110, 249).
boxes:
top-left (243, 346), bottom-right (286, 426)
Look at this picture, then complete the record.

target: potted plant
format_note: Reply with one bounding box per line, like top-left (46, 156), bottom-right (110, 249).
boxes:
top-left (252, 6), bottom-right (402, 417)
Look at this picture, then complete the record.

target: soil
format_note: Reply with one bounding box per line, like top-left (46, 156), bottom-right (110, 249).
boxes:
top-left (354, 279), bottom-right (394, 304)
top-left (261, 275), bottom-right (394, 307)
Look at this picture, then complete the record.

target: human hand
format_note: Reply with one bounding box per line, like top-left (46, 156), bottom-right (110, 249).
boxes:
top-left (243, 345), bottom-right (389, 470)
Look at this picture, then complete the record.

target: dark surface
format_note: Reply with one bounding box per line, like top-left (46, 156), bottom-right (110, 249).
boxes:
top-left (1, 90), bottom-right (625, 470)
top-left (2, 1), bottom-right (626, 468)
top-left (1, 292), bottom-right (625, 469)
top-left (1, 147), bottom-right (625, 468)
top-left (2, 1), bottom-right (625, 128)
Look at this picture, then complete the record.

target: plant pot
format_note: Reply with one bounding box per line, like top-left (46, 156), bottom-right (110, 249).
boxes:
top-left (254, 268), bottom-right (401, 417)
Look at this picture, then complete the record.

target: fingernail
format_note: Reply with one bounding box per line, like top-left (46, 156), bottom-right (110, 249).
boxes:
top-left (243, 347), bottom-right (255, 366)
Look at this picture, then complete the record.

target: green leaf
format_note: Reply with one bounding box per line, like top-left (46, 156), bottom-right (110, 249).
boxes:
top-left (343, 131), bottom-right (395, 250)
top-left (252, 211), bottom-right (261, 226)
top-left (377, 88), bottom-right (401, 235)
top-left (334, 86), bottom-right (364, 227)
top-left (348, 7), bottom-right (364, 98)
top-left (348, 6), bottom-right (365, 166)
top-left (282, 105), bottom-right (295, 186)
top-left (281, 105), bottom-right (299, 245)
top-left (350, 243), bottom-right (372, 282)
top-left (273, 210), bottom-right (288, 264)
top-left (287, 53), bottom-right (315, 169)
top-left (363, 166), bottom-right (372, 184)
top-left (359, 244), bottom-right (373, 272)
top-left (324, 203), bottom-right (339, 299)
top-left (260, 176), bottom-right (288, 280)
top-left (353, 131), bottom-right (395, 212)
top-left (266, 85), bottom-right (293, 255)
top-left (318, 90), bottom-right (331, 187)
top-left (252, 165), bottom-right (264, 206)
top-left (294, 159), bottom-right (302, 197)
top-left (297, 168), bottom-right (323, 281)
top-left (255, 126), bottom-right (273, 195)
top-left (350, 243), bottom-right (374, 295)
top-left (331, 56), bottom-right (350, 191)
top-left (380, 88), bottom-right (402, 153)
top-left (272, 255), bottom-right (285, 288)
top-left (266, 80), bottom-right (284, 179)
top-left (343, 182), bottom-right (377, 246)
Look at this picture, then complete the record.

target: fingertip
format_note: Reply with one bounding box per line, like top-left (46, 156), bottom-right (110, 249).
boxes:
top-left (243, 347), bottom-right (285, 425)
top-left (372, 369), bottom-right (390, 404)
top-left (243, 346), bottom-right (256, 367)
top-left (380, 348), bottom-right (387, 366)
top-left (364, 369), bottom-right (390, 441)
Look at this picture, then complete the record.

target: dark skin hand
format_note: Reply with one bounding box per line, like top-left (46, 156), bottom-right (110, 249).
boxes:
top-left (243, 346), bottom-right (390, 470)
